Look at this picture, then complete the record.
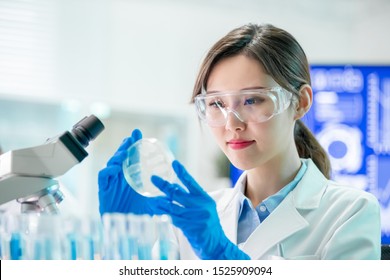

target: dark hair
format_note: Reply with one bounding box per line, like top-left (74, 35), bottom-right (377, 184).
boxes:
top-left (191, 23), bottom-right (331, 179)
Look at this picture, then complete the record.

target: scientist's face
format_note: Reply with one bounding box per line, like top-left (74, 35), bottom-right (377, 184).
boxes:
top-left (206, 54), bottom-right (296, 170)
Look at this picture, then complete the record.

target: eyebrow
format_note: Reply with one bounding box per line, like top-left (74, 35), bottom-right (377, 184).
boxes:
top-left (206, 86), bottom-right (268, 94)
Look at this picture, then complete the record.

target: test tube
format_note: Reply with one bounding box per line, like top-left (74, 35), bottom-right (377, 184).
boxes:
top-left (102, 213), bottom-right (178, 260)
top-left (127, 214), bottom-right (156, 260)
top-left (23, 214), bottom-right (69, 260)
top-left (102, 213), bottom-right (130, 259)
top-left (0, 214), bottom-right (12, 259)
top-left (64, 216), bottom-right (103, 260)
top-left (0, 213), bottom-right (106, 260)
top-left (125, 213), bottom-right (140, 259)
top-left (154, 215), bottom-right (179, 260)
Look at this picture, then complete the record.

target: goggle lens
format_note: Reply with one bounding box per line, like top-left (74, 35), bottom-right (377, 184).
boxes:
top-left (195, 87), bottom-right (292, 127)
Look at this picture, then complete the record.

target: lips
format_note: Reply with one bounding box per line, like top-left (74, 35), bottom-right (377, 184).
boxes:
top-left (227, 139), bottom-right (255, 150)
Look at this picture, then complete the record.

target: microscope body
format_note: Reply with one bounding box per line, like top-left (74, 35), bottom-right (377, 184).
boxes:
top-left (0, 115), bottom-right (104, 214)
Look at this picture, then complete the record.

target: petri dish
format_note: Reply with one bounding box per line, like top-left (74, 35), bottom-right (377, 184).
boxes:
top-left (122, 138), bottom-right (175, 197)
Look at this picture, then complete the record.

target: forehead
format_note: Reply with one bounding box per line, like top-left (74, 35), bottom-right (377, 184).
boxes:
top-left (207, 54), bottom-right (278, 92)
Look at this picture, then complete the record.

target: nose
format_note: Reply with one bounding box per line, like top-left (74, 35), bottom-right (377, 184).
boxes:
top-left (225, 110), bottom-right (245, 131)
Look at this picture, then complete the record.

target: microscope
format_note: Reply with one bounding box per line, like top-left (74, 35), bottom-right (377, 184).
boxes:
top-left (0, 115), bottom-right (104, 214)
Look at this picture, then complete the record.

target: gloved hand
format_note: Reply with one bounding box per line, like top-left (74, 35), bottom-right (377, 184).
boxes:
top-left (98, 129), bottom-right (164, 216)
top-left (150, 160), bottom-right (251, 260)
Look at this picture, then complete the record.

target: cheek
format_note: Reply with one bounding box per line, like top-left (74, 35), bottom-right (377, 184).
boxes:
top-left (251, 119), bottom-right (276, 138)
top-left (253, 116), bottom-right (294, 149)
top-left (267, 117), bottom-right (295, 146)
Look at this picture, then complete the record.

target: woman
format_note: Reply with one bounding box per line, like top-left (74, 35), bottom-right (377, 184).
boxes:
top-left (98, 23), bottom-right (381, 259)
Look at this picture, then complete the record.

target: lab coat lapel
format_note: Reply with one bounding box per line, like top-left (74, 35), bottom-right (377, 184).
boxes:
top-left (240, 159), bottom-right (327, 259)
top-left (211, 170), bottom-right (249, 244)
top-left (241, 194), bottom-right (308, 259)
top-left (216, 187), bottom-right (241, 243)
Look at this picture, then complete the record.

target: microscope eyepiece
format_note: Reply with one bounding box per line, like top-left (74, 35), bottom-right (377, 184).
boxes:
top-left (71, 115), bottom-right (105, 148)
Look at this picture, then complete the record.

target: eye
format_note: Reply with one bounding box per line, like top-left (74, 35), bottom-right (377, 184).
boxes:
top-left (244, 96), bottom-right (264, 105)
top-left (208, 99), bottom-right (225, 108)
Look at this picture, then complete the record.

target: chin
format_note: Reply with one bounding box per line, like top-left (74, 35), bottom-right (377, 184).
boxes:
top-left (229, 158), bottom-right (254, 171)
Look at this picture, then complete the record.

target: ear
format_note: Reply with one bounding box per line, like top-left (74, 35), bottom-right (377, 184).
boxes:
top-left (294, 84), bottom-right (313, 120)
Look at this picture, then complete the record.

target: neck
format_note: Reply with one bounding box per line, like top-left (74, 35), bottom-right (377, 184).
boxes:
top-left (245, 150), bottom-right (302, 207)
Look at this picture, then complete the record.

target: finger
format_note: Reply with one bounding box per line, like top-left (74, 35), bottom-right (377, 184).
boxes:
top-left (151, 198), bottom-right (190, 217)
top-left (107, 138), bottom-right (134, 166)
top-left (107, 129), bottom-right (143, 165)
top-left (160, 198), bottom-right (212, 219)
top-left (107, 149), bottom-right (127, 166)
top-left (117, 129), bottom-right (143, 152)
top-left (131, 128), bottom-right (142, 142)
top-left (151, 175), bottom-right (189, 201)
top-left (149, 188), bottom-right (211, 219)
top-left (172, 160), bottom-right (205, 195)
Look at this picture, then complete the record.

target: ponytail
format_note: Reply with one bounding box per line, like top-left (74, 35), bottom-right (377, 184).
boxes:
top-left (294, 120), bottom-right (332, 179)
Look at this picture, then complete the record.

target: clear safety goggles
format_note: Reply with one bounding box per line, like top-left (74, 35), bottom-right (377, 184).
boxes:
top-left (194, 87), bottom-right (293, 127)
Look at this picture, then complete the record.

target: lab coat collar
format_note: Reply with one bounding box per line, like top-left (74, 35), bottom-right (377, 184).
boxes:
top-left (212, 176), bottom-right (245, 245)
top-left (292, 158), bottom-right (328, 209)
top-left (216, 158), bottom-right (328, 259)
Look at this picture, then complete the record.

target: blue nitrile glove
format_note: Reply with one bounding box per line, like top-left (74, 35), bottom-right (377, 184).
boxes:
top-left (150, 160), bottom-right (251, 260)
top-left (98, 129), bottom-right (164, 216)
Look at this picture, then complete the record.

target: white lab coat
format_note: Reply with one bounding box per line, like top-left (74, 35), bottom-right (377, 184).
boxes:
top-left (174, 159), bottom-right (381, 260)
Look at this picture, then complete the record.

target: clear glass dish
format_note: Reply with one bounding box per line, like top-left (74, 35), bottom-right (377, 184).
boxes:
top-left (122, 138), bottom-right (175, 197)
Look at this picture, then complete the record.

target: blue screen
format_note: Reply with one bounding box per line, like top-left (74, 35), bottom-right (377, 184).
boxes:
top-left (229, 65), bottom-right (390, 244)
